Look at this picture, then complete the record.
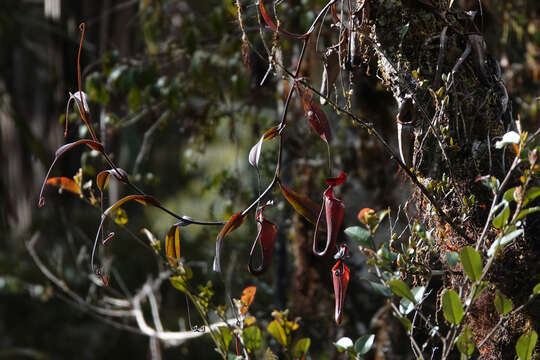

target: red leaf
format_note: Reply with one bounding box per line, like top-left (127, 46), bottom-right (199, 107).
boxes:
top-left (326, 172), bottom-right (346, 186)
top-left (332, 250), bottom-right (350, 324)
top-left (301, 89), bottom-right (332, 143)
top-left (38, 139), bottom-right (104, 207)
top-left (259, 0), bottom-right (309, 39)
top-left (213, 212), bottom-right (248, 272)
top-left (240, 286), bottom-right (257, 316)
top-left (249, 205), bottom-right (278, 275)
top-left (45, 177), bottom-right (82, 196)
top-left (96, 168), bottom-right (129, 192)
top-left (279, 182), bottom-right (322, 225)
top-left (103, 195), bottom-right (160, 216)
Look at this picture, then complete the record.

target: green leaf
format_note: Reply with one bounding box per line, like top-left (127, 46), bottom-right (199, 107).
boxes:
top-left (492, 203), bottom-right (510, 229)
top-left (398, 316), bottom-right (412, 333)
top-left (516, 330), bottom-right (538, 360)
top-left (242, 326), bottom-right (262, 352)
top-left (456, 326), bottom-right (475, 356)
top-left (516, 206), bottom-right (540, 222)
top-left (446, 251), bottom-right (459, 267)
top-left (503, 187), bottom-right (517, 202)
top-left (442, 289), bottom-right (464, 324)
top-left (345, 226), bottom-right (373, 248)
top-left (494, 291), bottom-right (513, 315)
top-left (533, 283), bottom-right (540, 296)
top-left (292, 338), bottom-right (311, 358)
top-left (218, 326), bottom-right (233, 352)
top-left (488, 229), bottom-right (524, 257)
top-left (471, 281), bottom-right (489, 302)
top-left (169, 276), bottom-right (188, 293)
top-left (354, 334), bottom-right (375, 355)
top-left (370, 281), bottom-right (392, 297)
top-left (460, 246), bottom-right (483, 282)
top-left (334, 337), bottom-right (353, 352)
top-left (522, 186), bottom-right (540, 207)
top-left (267, 320), bottom-right (287, 348)
top-left (399, 286), bottom-right (426, 315)
top-left (388, 279), bottom-right (416, 304)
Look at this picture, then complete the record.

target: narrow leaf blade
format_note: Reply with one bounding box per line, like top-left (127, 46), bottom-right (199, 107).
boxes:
top-left (213, 212), bottom-right (247, 272)
top-left (45, 177), bottom-right (82, 195)
top-left (516, 330), bottom-right (538, 360)
top-left (279, 183), bottom-right (321, 225)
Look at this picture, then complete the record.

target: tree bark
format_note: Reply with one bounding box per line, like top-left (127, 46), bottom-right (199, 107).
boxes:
top-left (359, 0), bottom-right (539, 358)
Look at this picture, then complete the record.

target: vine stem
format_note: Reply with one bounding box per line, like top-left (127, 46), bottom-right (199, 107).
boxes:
top-left (275, 66), bottom-right (473, 243)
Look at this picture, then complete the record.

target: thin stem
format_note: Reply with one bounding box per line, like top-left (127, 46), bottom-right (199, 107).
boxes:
top-left (76, 23), bottom-right (97, 142)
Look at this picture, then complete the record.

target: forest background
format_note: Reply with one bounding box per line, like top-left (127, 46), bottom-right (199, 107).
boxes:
top-left (1, 0), bottom-right (539, 359)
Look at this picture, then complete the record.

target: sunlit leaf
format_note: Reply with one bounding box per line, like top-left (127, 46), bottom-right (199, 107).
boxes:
top-left (399, 286), bottom-right (426, 315)
top-left (165, 225), bottom-right (181, 267)
top-left (345, 226), bottom-right (372, 248)
top-left (495, 131), bottom-right (520, 149)
top-left (442, 289), bottom-right (464, 324)
top-left (213, 212), bottom-right (247, 272)
top-left (38, 139), bottom-right (104, 207)
top-left (240, 286), bottom-right (256, 316)
top-left (292, 338), bottom-right (311, 358)
top-left (334, 337), bottom-right (353, 352)
top-left (279, 182), bottom-right (321, 225)
top-left (103, 195), bottom-right (160, 216)
top-left (242, 326), bottom-right (262, 352)
top-left (492, 203), bottom-right (510, 229)
top-left (354, 334), bottom-right (375, 355)
top-left (218, 327), bottom-right (233, 353)
top-left (97, 168), bottom-right (129, 191)
top-left (45, 177), bottom-right (82, 195)
top-left (516, 206), bottom-right (540, 222)
top-left (533, 283), bottom-right (540, 296)
top-left (248, 126), bottom-right (280, 170)
top-left (96, 171), bottom-right (111, 192)
top-left (516, 330), bottom-right (537, 360)
top-left (170, 276), bottom-right (188, 293)
top-left (459, 246), bottom-right (483, 282)
top-left (494, 290), bottom-right (513, 315)
top-left (488, 229), bottom-right (524, 257)
top-left (267, 320), bottom-right (287, 348)
top-left (522, 186), bottom-right (540, 207)
top-left (388, 279), bottom-right (416, 304)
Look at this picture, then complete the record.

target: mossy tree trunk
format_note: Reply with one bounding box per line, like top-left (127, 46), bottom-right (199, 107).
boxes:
top-left (357, 0), bottom-right (539, 358)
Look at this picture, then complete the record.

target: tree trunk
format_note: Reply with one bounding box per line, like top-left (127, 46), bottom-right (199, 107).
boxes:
top-left (359, 0), bottom-right (539, 358)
